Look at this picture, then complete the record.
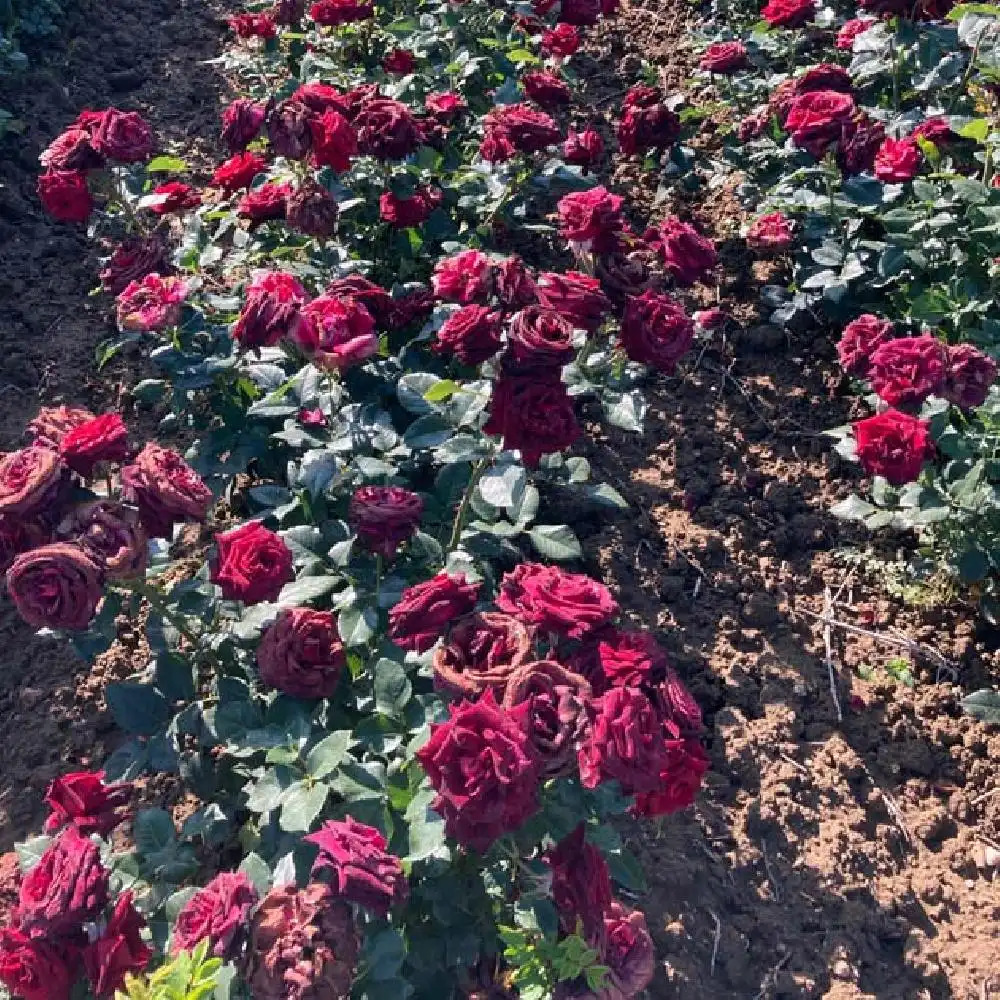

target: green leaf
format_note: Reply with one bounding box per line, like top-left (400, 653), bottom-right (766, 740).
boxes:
top-left (280, 781), bottom-right (329, 832)
top-left (147, 155), bottom-right (189, 173)
top-left (404, 789), bottom-right (449, 862)
top-left (423, 379), bottom-right (461, 402)
top-left (134, 808), bottom-right (177, 856)
top-left (958, 118), bottom-right (990, 142)
top-left (338, 605), bottom-right (378, 646)
top-left (375, 659), bottom-right (412, 717)
top-left (602, 389), bottom-right (646, 433)
top-left (583, 483), bottom-right (629, 510)
top-left (830, 495), bottom-right (876, 521)
top-left (305, 731), bottom-right (354, 778)
top-left (239, 853), bottom-right (273, 894)
top-left (529, 525), bottom-right (583, 561)
top-left (961, 688), bottom-right (1000, 724)
top-left (277, 575), bottom-right (338, 607)
top-left (479, 464), bottom-right (526, 510)
top-left (106, 682), bottom-right (170, 735)
top-left (15, 836), bottom-right (52, 873)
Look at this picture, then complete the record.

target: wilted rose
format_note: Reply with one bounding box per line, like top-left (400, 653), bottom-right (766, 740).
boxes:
top-left (40, 128), bottom-right (103, 171)
top-left (349, 485), bottom-right (423, 558)
top-left (116, 274), bottom-right (188, 332)
top-left (90, 108), bottom-right (154, 163)
top-left (355, 99), bottom-right (424, 159)
top-left (257, 608), bottom-right (345, 699)
top-left (837, 314), bottom-right (895, 377)
top-left (432, 250), bottom-right (494, 303)
top-left (0, 517), bottom-right (48, 575)
top-left (6, 543), bottom-right (103, 631)
top-left (434, 305), bottom-right (504, 365)
top-left (267, 99), bottom-right (313, 160)
top-left (618, 102), bottom-right (680, 156)
top-left (221, 99), bottom-right (266, 151)
top-left (0, 929), bottom-right (74, 1000)
top-left (650, 216), bottom-right (717, 286)
top-left (57, 414), bottom-right (128, 479)
top-left (563, 128), bottom-right (604, 169)
top-left (547, 825), bottom-right (613, 938)
top-left (286, 181), bottom-right (339, 240)
top-left (122, 443), bottom-right (213, 538)
top-left (746, 211), bottom-right (793, 250)
top-left (432, 612), bottom-right (535, 699)
top-left (557, 186), bottom-right (625, 252)
top-left (943, 343), bottom-right (997, 409)
top-left (536, 271), bottom-right (611, 331)
top-left (233, 270), bottom-right (308, 350)
top-left (522, 70), bottom-right (572, 109)
top-left (0, 447), bottom-right (66, 517)
top-left (311, 109), bottom-right (358, 172)
top-left (57, 501), bottom-right (147, 580)
top-left (100, 234), bottom-right (171, 296)
top-left (505, 306), bottom-right (575, 372)
top-left (26, 406), bottom-right (95, 450)
top-left (632, 736), bottom-right (709, 817)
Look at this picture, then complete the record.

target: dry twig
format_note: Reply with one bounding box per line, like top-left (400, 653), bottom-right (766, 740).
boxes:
top-left (822, 587), bottom-right (843, 724)
top-left (708, 910), bottom-right (721, 977)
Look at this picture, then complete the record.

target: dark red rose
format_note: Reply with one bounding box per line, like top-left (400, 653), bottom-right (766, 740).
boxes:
top-left (560, 903), bottom-right (655, 1000)
top-left (325, 275), bottom-right (395, 329)
top-left (853, 409), bottom-right (934, 485)
top-left (522, 70), bottom-right (571, 110)
top-left (267, 99), bottom-right (313, 160)
top-left (43, 770), bottom-right (131, 837)
top-left (482, 104), bottom-right (561, 156)
top-left (557, 186), bottom-right (624, 251)
top-left (837, 113), bottom-right (885, 176)
top-left (389, 288), bottom-right (435, 330)
top-left (562, 128), bottom-right (604, 168)
top-left (0, 929), bottom-right (74, 1000)
top-left (257, 607), bottom-right (345, 698)
top-left (594, 242), bottom-right (661, 305)
top-left (212, 522), bottom-right (293, 604)
top-left (40, 128), bottom-right (103, 171)
top-left (99, 234), bottom-right (171, 296)
top-left (294, 83), bottom-right (350, 116)
top-left (623, 85), bottom-right (660, 109)
top-left (433, 305), bottom-right (503, 365)
top-left (272, 0), bottom-right (305, 24)
top-left (620, 290), bottom-right (694, 373)
top-left (559, 0), bottom-right (600, 24)
top-left (495, 256), bottom-right (537, 308)
top-left (16, 826), bottom-right (108, 935)
top-left (575, 628), bottom-right (668, 692)
top-left (389, 573), bottom-right (480, 652)
top-left (483, 375), bottom-right (580, 468)
top-left (416, 690), bottom-right (541, 852)
top-left (57, 414), bottom-right (128, 478)
top-left (632, 736), bottom-right (709, 817)
top-left (432, 612), bottom-right (535, 699)
top-left (912, 116), bottom-right (954, 145)
top-left (355, 99), bottom-right (424, 160)
top-left (837, 17), bottom-right (875, 48)
top-left (762, 0), bottom-right (815, 26)
top-left (82, 892), bottom-right (150, 998)
top-left (869, 334), bottom-right (947, 407)
top-left (229, 12), bottom-right (277, 37)
top-left (694, 307), bottom-right (729, 330)
top-left (536, 270), bottom-right (610, 331)
top-left (339, 84), bottom-right (380, 121)
top-left (212, 151), bottom-right (268, 192)
top-left (249, 884), bottom-right (358, 1000)
top-left (480, 129), bottom-right (516, 163)
top-left (795, 62), bottom-right (853, 94)
top-left (542, 23), bottom-right (580, 56)
top-left (37, 170), bottom-right (92, 223)
top-left (784, 90), bottom-right (856, 157)
top-left (943, 344), bottom-right (997, 409)
top-left (287, 181), bottom-right (340, 240)
top-left (237, 182), bottom-right (292, 223)
top-left (651, 216), bottom-right (717, 286)
top-left (233, 271), bottom-right (307, 350)
top-left (505, 306), bottom-right (575, 372)
top-left (379, 185), bottom-right (441, 228)
top-left (859, 0), bottom-right (953, 19)
top-left (172, 871), bottom-right (259, 959)
top-left (296, 294), bottom-right (377, 369)
top-left (311, 109), bottom-right (358, 171)
top-left (432, 251), bottom-right (494, 303)
top-left (650, 667), bottom-right (705, 735)
top-left (425, 91), bottom-right (467, 121)
top-left (501, 660), bottom-right (592, 776)
top-left (57, 501), bottom-right (147, 580)
top-left (837, 314), bottom-right (895, 376)
top-left (306, 817), bottom-right (407, 914)
top-left (90, 108), bottom-right (154, 162)
top-left (496, 563), bottom-right (618, 640)
top-left (874, 137), bottom-right (921, 182)
top-left (547, 825), bottom-right (613, 938)
top-left (700, 40), bottom-right (749, 73)
top-left (746, 211), bottom-right (793, 249)
top-left (309, 0), bottom-right (373, 24)
top-left (618, 103), bottom-right (680, 156)
top-left (0, 517), bottom-right (48, 575)
top-left (26, 406), bottom-right (94, 450)
top-left (349, 485), bottom-right (423, 558)
top-left (6, 543), bottom-right (103, 630)
top-left (382, 48), bottom-right (416, 73)
top-left (0, 447), bottom-right (66, 517)
top-left (122, 443), bottom-right (213, 538)
top-left (299, 407), bottom-right (326, 427)
top-left (148, 181), bottom-right (201, 215)
top-left (221, 99), bottom-right (266, 151)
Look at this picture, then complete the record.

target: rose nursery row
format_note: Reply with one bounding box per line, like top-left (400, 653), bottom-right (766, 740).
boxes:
top-left (0, 1), bottom-right (726, 999)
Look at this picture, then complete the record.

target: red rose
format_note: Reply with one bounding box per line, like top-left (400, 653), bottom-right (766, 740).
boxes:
top-left (233, 270), bottom-right (307, 349)
top-left (272, 0), bottom-right (305, 24)
top-left (837, 16), bottom-right (874, 48)
top-left (795, 62), bottom-right (853, 94)
top-left (299, 408), bottom-right (326, 427)
top-left (650, 668), bottom-right (704, 735)
top-left (57, 414), bottom-right (128, 478)
top-left (482, 104), bottom-right (561, 156)
top-left (557, 186), bottom-right (624, 251)
top-left (496, 563), bottom-right (618, 640)
top-left (620, 290), bottom-right (695, 373)
top-left (912, 116), bottom-right (954, 145)
top-left (874, 137), bottom-right (921, 182)
top-left (738, 106), bottom-right (771, 141)
top-left (27, 405), bottom-right (94, 450)
top-left (746, 211), bottom-right (793, 250)
top-left (651, 216), bottom-right (717, 286)
top-left (0, 517), bottom-right (48, 575)
top-left (389, 573), bottom-right (480, 652)
top-left (542, 23), bottom-right (580, 56)
top-left (311, 109), bottom-right (358, 171)
top-left (43, 770), bottom-right (131, 837)
top-left (618, 102), bottom-right (680, 156)
top-left (296, 294), bottom-right (377, 369)
top-left (433, 305), bottom-right (503, 365)
top-left (325, 275), bottom-right (395, 328)
top-left (559, 0), bottom-right (600, 23)
top-left (90, 108), bottom-right (154, 162)
top-left (212, 151), bottom-right (268, 192)
top-left (338, 83), bottom-right (379, 120)
top-left (37, 170), bottom-right (93, 223)
top-left (853, 409), bottom-right (933, 485)
top-left (0, 929), bottom-right (74, 1000)
top-left (6, 543), bottom-right (103, 630)
top-left (122, 443), bottom-right (213, 538)
top-left (172, 871), bottom-right (259, 959)
top-left (389, 288), bottom-right (435, 330)
top-left (306, 817), bottom-right (407, 914)
top-left (547, 825), bottom-right (613, 939)
top-left (586, 903), bottom-right (655, 999)
top-left (309, 0), bottom-right (373, 23)
top-left (480, 129), bottom-right (516, 163)
top-left (483, 375), bottom-right (580, 468)
top-left (16, 826), bottom-right (108, 935)
top-left (82, 892), bottom-right (151, 998)
top-left (287, 181), bottom-right (340, 240)
top-left (837, 314), bottom-right (895, 376)
top-left (576, 628), bottom-right (668, 691)
top-left (355, 99), bottom-right (424, 160)
top-left (694, 307), bottom-right (729, 330)
top-left (761, 0), bottom-right (816, 26)
top-left (100, 234), bottom-right (171, 296)
top-left (522, 70), bottom-right (571, 110)
top-left (237, 182), bottom-right (292, 223)
top-left (432, 250), bottom-right (494, 303)
top-left (425, 92), bottom-right (466, 120)
top-left (294, 83), bottom-right (350, 116)
top-left (257, 607), bottom-right (345, 698)
top-left (837, 113), bottom-right (885, 176)
top-left (148, 181), bottom-right (201, 215)
top-left (221, 99), bottom-right (266, 151)
top-left (116, 274), bottom-right (187, 332)
top-left (382, 48), bottom-right (416, 73)
top-left (632, 736), bottom-right (709, 817)
top-left (536, 270), bottom-right (610, 331)
top-left (57, 501), bottom-right (147, 580)
top-left (869, 334), bottom-right (947, 407)
top-left (943, 344), bottom-right (997, 409)
top-left (379, 186), bottom-right (441, 228)
top-left (40, 128), bottom-right (103, 171)
top-left (416, 690), bottom-right (541, 852)
top-left (228, 12), bottom-right (277, 36)
top-left (700, 40), bottom-right (749, 73)
top-left (784, 90), bottom-right (856, 157)
top-left (348, 485), bottom-right (423, 558)
top-left (432, 612), bottom-right (535, 699)
top-left (212, 522), bottom-right (293, 604)
top-left (505, 306), bottom-right (575, 372)
top-left (562, 129), bottom-right (604, 170)
top-left (0, 447), bottom-right (66, 517)
top-left (495, 256), bottom-right (537, 308)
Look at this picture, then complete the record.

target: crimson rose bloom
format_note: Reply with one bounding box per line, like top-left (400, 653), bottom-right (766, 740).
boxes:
top-left (432, 612), bottom-right (535, 699)
top-left (868, 335), bottom-right (947, 407)
top-left (311, 109), bottom-right (358, 172)
top-left (237, 182), bottom-right (292, 223)
top-left (0, 929), bottom-right (74, 1000)
top-left (536, 270), bottom-right (610, 331)
top-left (837, 113), bottom-right (885, 176)
top-left (379, 186), bottom-right (442, 228)
top-left (620, 290), bottom-right (695, 373)
top-left (522, 70), bottom-right (571, 110)
top-left (700, 40), bottom-right (749, 73)
top-left (795, 62), bottom-right (853, 94)
top-left (116, 274), bottom-right (188, 333)
top-left (306, 817), bottom-right (408, 914)
top-left (38, 170), bottom-right (93, 223)
top-left (382, 48), bottom-right (416, 74)
top-left (542, 23), bottom-right (580, 56)
top-left (837, 17), bottom-right (875, 48)
top-left (44, 770), bottom-right (131, 837)
top-left (547, 825), bottom-right (613, 938)
top-left (483, 375), bottom-right (580, 468)
top-left (122, 442), bottom-right (213, 538)
top-left (558, 186), bottom-right (624, 251)
top-left (16, 826), bottom-right (108, 935)
top-left (355, 99), bottom-right (424, 159)
top-left (784, 90), bottom-right (856, 158)
top-left (480, 129), bottom-right (515, 163)
top-left (287, 181), bottom-right (340, 240)
top-left (257, 608), bottom-right (345, 698)
top-left (221, 99), bottom-right (266, 151)
top-left (212, 523), bottom-right (293, 604)
top-left (27, 405), bottom-right (94, 450)
top-left (746, 211), bottom-right (793, 250)
top-left (505, 306), bottom-right (575, 372)
top-left (577, 628), bottom-right (668, 691)
top-left (432, 250), bottom-right (494, 303)
top-left (652, 216), bottom-right (717, 286)
top-left (57, 414), bottom-right (127, 478)
top-left (90, 109), bottom-right (154, 162)
top-left (389, 573), bottom-right (480, 652)
top-left (912, 117), bottom-right (953, 145)
top-left (563, 128), bottom-right (604, 168)
top-left (148, 181), bottom-right (201, 215)
top-left (229, 12), bottom-right (277, 37)
top-left (40, 128), bottom-right (102, 171)
top-left (874, 137), bottom-right (921, 182)
top-left (100, 234), bottom-right (171, 295)
top-left (943, 344), bottom-right (997, 409)
top-left (233, 270), bottom-right (307, 349)
top-left (172, 871), bottom-right (259, 959)
top-left (82, 892), bottom-right (151, 998)
top-left (0, 447), bottom-right (66, 517)
top-left (561, 903), bottom-right (655, 1000)
top-left (496, 563), bottom-right (618, 640)
top-left (349, 485), bottom-right (423, 558)
top-left (295, 83), bottom-right (350, 115)
top-left (837, 314), bottom-right (895, 377)
top-left (296, 295), bottom-right (377, 370)
top-left (434, 305), bottom-right (504, 365)
top-left (6, 543), bottom-right (103, 631)
top-left (57, 501), bottom-right (147, 580)
top-left (212, 151), bottom-right (268, 193)
top-left (495, 256), bottom-right (537, 308)
top-left (416, 690), bottom-right (541, 852)
top-left (481, 104), bottom-right (561, 157)
top-left (310, 0), bottom-right (373, 24)
top-left (618, 102), bottom-right (680, 156)
top-left (425, 92), bottom-right (466, 120)
top-left (854, 409), bottom-right (933, 485)
top-left (632, 736), bottom-right (709, 817)
top-left (390, 288), bottom-right (435, 330)
top-left (761, 0), bottom-right (815, 26)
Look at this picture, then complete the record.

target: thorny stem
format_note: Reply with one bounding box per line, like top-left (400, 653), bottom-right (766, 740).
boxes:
top-left (448, 458), bottom-right (490, 553)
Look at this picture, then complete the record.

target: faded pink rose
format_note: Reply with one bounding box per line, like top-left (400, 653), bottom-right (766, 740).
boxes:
top-left (116, 274), bottom-right (188, 332)
top-left (296, 295), bottom-right (378, 370)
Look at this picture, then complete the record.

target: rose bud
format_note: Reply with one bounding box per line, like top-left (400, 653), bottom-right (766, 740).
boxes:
top-left (171, 872), bottom-right (259, 959)
top-left (211, 522), bottom-right (294, 605)
top-left (382, 48), bottom-right (416, 74)
top-left (433, 305), bottom-right (504, 365)
top-left (620, 290), bottom-right (695, 373)
top-left (56, 501), bottom-right (147, 580)
top-left (868, 334), bottom-right (947, 408)
top-left (233, 270), bottom-right (307, 350)
top-left (389, 573), bottom-right (480, 652)
top-left (295, 295), bottom-right (378, 370)
top-left (483, 375), bottom-right (580, 468)
top-left (0, 447), bottom-right (67, 517)
top-left (57, 414), bottom-right (128, 478)
top-left (43, 769), bottom-right (132, 837)
top-left (348, 485), bottom-right (423, 558)
top-left (90, 108), bottom-right (154, 162)
top-left (853, 409), bottom-right (933, 485)
top-left (100, 234), bottom-right (172, 296)
top-left (40, 128), bottom-right (103, 171)
top-left (122, 443), bottom-right (213, 538)
top-left (943, 343), bottom-right (997, 410)
top-left (116, 274), bottom-right (188, 333)
top-left (354, 98), bottom-right (425, 160)
top-left (431, 250), bottom-right (495, 304)
top-left (836, 314), bottom-right (895, 377)
top-left (310, 109), bottom-right (358, 172)
top-left (221, 98), bottom-right (266, 151)
top-left (257, 608), bottom-right (345, 699)
top-left (432, 612), bottom-right (535, 699)
top-left (286, 181), bottom-right (339, 240)
top-left (37, 170), bottom-right (93, 223)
